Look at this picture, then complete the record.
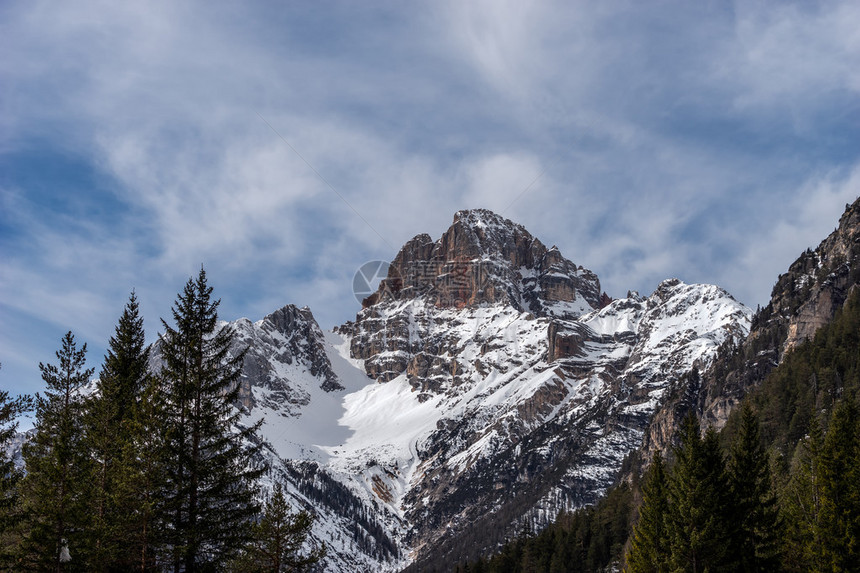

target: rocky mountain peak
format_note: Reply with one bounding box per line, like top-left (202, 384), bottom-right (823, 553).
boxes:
top-left (364, 209), bottom-right (602, 318)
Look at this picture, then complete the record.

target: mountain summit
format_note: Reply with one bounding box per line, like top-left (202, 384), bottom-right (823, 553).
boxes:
top-left (364, 209), bottom-right (605, 317)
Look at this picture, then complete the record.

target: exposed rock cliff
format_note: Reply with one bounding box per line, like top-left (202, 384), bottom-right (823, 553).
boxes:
top-left (642, 197), bottom-right (860, 458)
top-left (350, 209), bottom-right (604, 382)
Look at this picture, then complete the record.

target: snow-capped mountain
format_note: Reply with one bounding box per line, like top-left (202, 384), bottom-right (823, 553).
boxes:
top-left (215, 209), bottom-right (751, 570)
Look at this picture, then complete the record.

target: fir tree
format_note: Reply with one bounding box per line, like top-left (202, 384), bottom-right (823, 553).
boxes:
top-left (726, 402), bottom-right (782, 571)
top-left (667, 414), bottom-right (734, 573)
top-left (159, 268), bottom-right (265, 571)
top-left (0, 362), bottom-right (33, 565)
top-left (626, 452), bottom-right (670, 573)
top-left (231, 481), bottom-right (326, 572)
top-left (818, 398), bottom-right (860, 571)
top-left (20, 332), bottom-right (95, 571)
top-left (782, 415), bottom-right (826, 572)
top-left (85, 292), bottom-right (153, 571)
top-left (113, 374), bottom-right (170, 572)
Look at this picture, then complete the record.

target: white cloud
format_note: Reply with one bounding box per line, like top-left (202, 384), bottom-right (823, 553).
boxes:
top-left (725, 2), bottom-right (860, 119)
top-left (1, 0), bottom-right (859, 395)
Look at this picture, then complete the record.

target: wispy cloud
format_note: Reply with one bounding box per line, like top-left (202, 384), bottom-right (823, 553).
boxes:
top-left (1, 0), bottom-right (859, 396)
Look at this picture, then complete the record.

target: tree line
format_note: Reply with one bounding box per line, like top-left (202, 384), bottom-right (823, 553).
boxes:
top-left (0, 269), bottom-right (324, 572)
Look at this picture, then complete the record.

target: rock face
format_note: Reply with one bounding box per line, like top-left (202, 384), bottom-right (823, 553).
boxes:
top-left (349, 209), bottom-right (604, 382)
top-left (368, 209), bottom-right (602, 314)
top-left (642, 197), bottom-right (860, 458)
top-left (148, 304), bottom-right (342, 414)
top-left (231, 305), bottom-right (343, 409)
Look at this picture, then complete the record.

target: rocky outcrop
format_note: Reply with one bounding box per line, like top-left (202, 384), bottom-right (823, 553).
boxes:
top-left (232, 305), bottom-right (343, 410)
top-left (148, 304), bottom-right (341, 414)
top-left (367, 209), bottom-right (601, 314)
top-left (642, 197), bottom-right (860, 458)
top-left (349, 209), bottom-right (602, 383)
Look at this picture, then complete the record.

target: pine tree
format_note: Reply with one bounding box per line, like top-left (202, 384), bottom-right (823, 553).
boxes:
top-left (20, 332), bottom-right (95, 571)
top-left (0, 362), bottom-right (33, 565)
top-left (667, 414), bottom-right (734, 573)
top-left (726, 402), bottom-right (782, 571)
top-left (159, 268), bottom-right (265, 571)
top-left (108, 373), bottom-right (171, 572)
top-left (782, 415), bottom-right (826, 571)
top-left (85, 292), bottom-right (153, 571)
top-left (818, 398), bottom-right (860, 571)
top-left (626, 452), bottom-right (670, 573)
top-left (231, 481), bottom-right (326, 572)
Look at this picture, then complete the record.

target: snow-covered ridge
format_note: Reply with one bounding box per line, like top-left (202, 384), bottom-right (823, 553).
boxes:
top-left (219, 272), bottom-right (749, 570)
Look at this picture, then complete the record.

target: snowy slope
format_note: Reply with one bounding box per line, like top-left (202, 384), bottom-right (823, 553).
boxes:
top-left (321, 278), bottom-right (749, 566)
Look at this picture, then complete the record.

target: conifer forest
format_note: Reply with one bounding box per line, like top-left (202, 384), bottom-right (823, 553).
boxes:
top-left (0, 270), bottom-right (324, 572)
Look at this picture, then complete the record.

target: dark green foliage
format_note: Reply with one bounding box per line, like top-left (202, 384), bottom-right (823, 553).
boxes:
top-left (20, 332), bottom-right (95, 571)
top-left (456, 483), bottom-right (633, 573)
top-left (626, 453), bottom-right (669, 573)
top-left (230, 481), bottom-right (326, 572)
top-left (781, 416), bottom-right (825, 571)
top-left (818, 399), bottom-right (860, 570)
top-left (158, 268), bottom-right (266, 570)
top-left (102, 374), bottom-right (169, 572)
top-left (667, 415), bottom-right (734, 573)
top-left (728, 287), bottom-right (860, 570)
top-left (84, 292), bottom-right (157, 571)
top-left (745, 288), bottom-right (860, 453)
top-left (0, 362), bottom-right (33, 565)
top-left (726, 402), bottom-right (782, 571)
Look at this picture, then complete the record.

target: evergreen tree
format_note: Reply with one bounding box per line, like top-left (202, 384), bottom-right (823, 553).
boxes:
top-left (667, 414), bottom-right (734, 572)
top-left (726, 403), bottom-right (782, 571)
top-left (20, 332), bottom-right (95, 571)
top-left (782, 415), bottom-right (826, 572)
top-left (0, 362), bottom-right (33, 565)
top-left (119, 375), bottom-right (170, 571)
top-left (818, 398), bottom-right (860, 571)
top-left (231, 481), bottom-right (326, 572)
top-left (626, 452), bottom-right (670, 573)
top-left (85, 292), bottom-right (153, 571)
top-left (159, 268), bottom-right (265, 571)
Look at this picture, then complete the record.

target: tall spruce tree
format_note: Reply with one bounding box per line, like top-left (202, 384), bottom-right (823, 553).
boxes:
top-left (0, 362), bottom-right (33, 565)
top-left (668, 414), bottom-right (734, 573)
top-left (818, 398), bottom-right (860, 571)
top-left (159, 268), bottom-right (265, 571)
top-left (20, 332), bottom-right (95, 571)
top-left (782, 415), bottom-right (826, 571)
top-left (626, 452), bottom-right (670, 573)
top-left (230, 481), bottom-right (326, 572)
top-left (85, 291), bottom-right (152, 571)
top-left (726, 403), bottom-right (782, 571)
top-left (120, 375), bottom-right (170, 571)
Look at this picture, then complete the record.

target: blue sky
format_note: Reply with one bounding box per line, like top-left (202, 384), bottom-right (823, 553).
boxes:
top-left (2, 0), bottom-right (859, 398)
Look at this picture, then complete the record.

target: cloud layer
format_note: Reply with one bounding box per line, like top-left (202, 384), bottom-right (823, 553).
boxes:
top-left (2, 0), bottom-right (859, 395)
